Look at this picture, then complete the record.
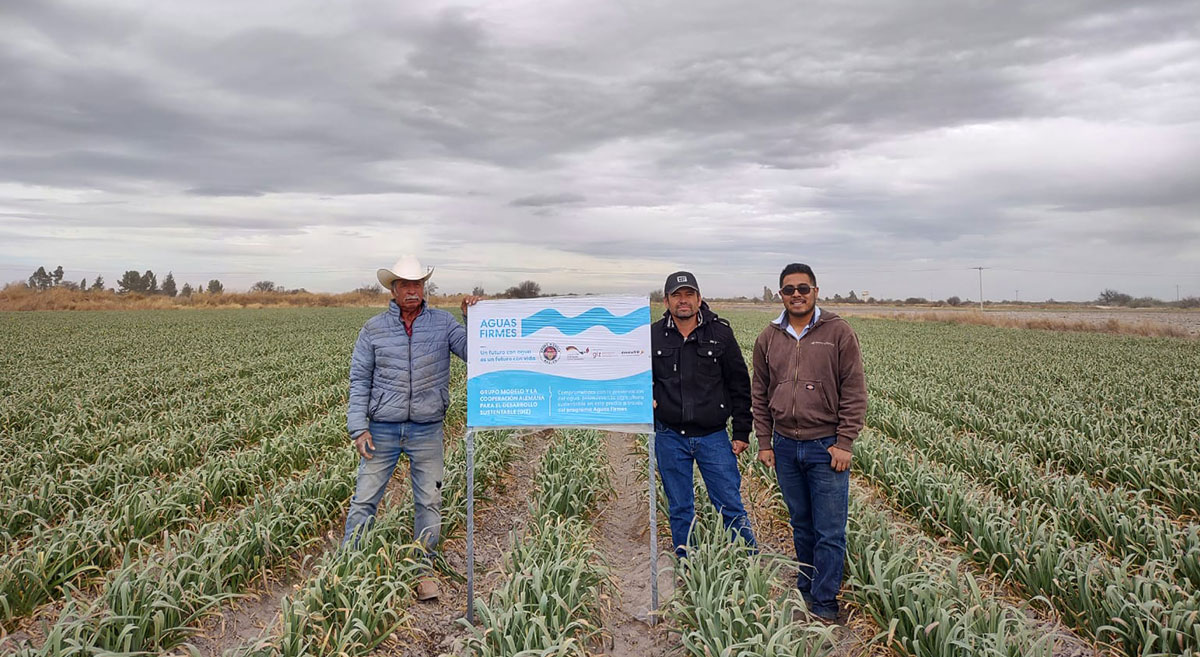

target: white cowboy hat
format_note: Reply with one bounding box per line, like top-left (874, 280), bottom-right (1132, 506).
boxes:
top-left (377, 255), bottom-right (434, 289)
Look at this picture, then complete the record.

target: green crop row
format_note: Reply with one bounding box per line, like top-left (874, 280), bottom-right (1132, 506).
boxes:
top-left (238, 428), bottom-right (520, 657)
top-left (0, 379), bottom-right (345, 548)
top-left (855, 428), bottom-right (1200, 656)
top-left (871, 377), bottom-right (1200, 519)
top-left (741, 451), bottom-right (1068, 657)
top-left (0, 352), bottom-right (343, 495)
top-left (464, 429), bottom-right (612, 657)
top-left (842, 488), bottom-right (1058, 657)
top-left (869, 394), bottom-right (1200, 589)
top-left (0, 410), bottom-right (349, 627)
top-left (1, 350), bottom-right (330, 464)
top-left (853, 320), bottom-right (1200, 518)
top-left (667, 503), bottom-right (837, 657)
top-left (3, 448), bottom-right (357, 656)
top-left (0, 309), bottom-right (364, 452)
top-left (720, 310), bottom-right (1200, 520)
top-left (853, 319), bottom-right (1199, 458)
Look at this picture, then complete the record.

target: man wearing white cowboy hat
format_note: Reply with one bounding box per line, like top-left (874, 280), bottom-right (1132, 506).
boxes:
top-left (343, 254), bottom-right (479, 601)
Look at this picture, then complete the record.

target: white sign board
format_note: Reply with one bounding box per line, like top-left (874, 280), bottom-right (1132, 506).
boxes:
top-left (466, 295), bottom-right (653, 430)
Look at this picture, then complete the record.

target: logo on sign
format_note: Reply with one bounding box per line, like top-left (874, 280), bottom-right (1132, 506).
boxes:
top-left (565, 345), bottom-right (590, 360)
top-left (541, 343), bottom-right (561, 364)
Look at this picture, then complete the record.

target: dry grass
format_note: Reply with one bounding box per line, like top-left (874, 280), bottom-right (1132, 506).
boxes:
top-left (859, 310), bottom-right (1192, 339)
top-left (0, 285), bottom-right (475, 312)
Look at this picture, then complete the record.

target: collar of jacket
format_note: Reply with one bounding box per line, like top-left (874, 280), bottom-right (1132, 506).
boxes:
top-left (662, 300), bottom-right (715, 332)
top-left (770, 307), bottom-right (828, 335)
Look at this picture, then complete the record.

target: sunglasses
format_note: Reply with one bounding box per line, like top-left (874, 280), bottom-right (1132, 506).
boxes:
top-left (779, 284), bottom-right (814, 296)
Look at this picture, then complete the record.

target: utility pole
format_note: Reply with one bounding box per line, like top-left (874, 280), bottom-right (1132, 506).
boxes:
top-left (1178, 284), bottom-right (1181, 302)
top-left (1015, 289), bottom-right (1019, 303)
top-left (973, 267), bottom-right (987, 311)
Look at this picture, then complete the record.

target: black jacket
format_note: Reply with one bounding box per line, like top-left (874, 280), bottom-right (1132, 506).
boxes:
top-left (651, 302), bottom-right (753, 443)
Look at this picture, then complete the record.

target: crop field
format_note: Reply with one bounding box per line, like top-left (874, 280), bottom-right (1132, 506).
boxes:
top-left (0, 306), bottom-right (1197, 657)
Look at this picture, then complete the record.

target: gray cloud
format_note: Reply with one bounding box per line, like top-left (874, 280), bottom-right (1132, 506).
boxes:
top-left (186, 186), bottom-right (268, 198)
top-left (510, 193), bottom-right (586, 207)
top-left (0, 0), bottom-right (1197, 299)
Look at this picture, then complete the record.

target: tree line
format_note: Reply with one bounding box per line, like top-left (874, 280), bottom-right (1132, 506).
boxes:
top-left (21, 267), bottom-right (1200, 308)
top-left (26, 266), bottom-right (224, 297)
top-left (1098, 289), bottom-right (1200, 309)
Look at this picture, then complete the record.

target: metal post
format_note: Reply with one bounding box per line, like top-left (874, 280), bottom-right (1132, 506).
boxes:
top-left (465, 428), bottom-right (476, 624)
top-left (647, 431), bottom-right (659, 623)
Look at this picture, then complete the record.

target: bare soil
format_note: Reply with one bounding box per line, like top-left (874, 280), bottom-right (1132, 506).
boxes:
top-left (375, 430), bottom-right (551, 657)
top-left (184, 464), bottom-right (410, 657)
top-left (185, 538), bottom-right (335, 656)
top-left (1, 595), bottom-right (77, 653)
top-left (595, 433), bottom-right (674, 656)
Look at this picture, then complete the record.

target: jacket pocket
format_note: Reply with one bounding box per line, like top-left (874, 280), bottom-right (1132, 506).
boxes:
top-left (652, 347), bottom-right (681, 423)
top-left (766, 381), bottom-right (788, 419)
top-left (652, 347), bottom-right (679, 383)
top-left (793, 380), bottom-right (836, 426)
top-left (367, 388), bottom-right (384, 419)
top-left (694, 340), bottom-right (725, 382)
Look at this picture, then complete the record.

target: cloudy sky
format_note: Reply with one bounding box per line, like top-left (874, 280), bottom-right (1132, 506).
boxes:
top-left (2, 0), bottom-right (1198, 301)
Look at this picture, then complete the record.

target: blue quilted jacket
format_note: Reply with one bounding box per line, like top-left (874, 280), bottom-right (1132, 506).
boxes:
top-left (347, 301), bottom-right (468, 437)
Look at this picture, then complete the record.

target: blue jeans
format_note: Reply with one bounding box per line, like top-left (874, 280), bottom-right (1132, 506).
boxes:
top-left (342, 420), bottom-right (445, 554)
top-left (773, 433), bottom-right (849, 618)
top-left (655, 424), bottom-right (756, 558)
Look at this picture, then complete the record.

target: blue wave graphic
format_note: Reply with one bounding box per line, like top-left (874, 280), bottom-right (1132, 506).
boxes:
top-left (521, 306), bottom-right (650, 337)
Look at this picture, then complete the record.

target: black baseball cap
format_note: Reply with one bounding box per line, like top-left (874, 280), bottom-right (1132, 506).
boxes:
top-left (664, 271), bottom-right (700, 295)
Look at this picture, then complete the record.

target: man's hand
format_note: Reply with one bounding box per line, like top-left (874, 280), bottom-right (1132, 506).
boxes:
top-left (460, 295), bottom-right (482, 316)
top-left (732, 441), bottom-right (749, 456)
top-left (757, 448), bottom-right (775, 468)
top-left (355, 430), bottom-right (375, 459)
top-left (828, 445), bottom-right (851, 472)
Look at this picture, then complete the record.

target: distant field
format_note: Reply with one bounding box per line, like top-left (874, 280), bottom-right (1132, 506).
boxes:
top-left (1, 307), bottom-right (1197, 656)
top-left (830, 304), bottom-right (1200, 337)
top-left (718, 302), bottom-right (1200, 337)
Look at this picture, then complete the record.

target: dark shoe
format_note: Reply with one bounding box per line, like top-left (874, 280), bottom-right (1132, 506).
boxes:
top-left (791, 604), bottom-right (838, 625)
top-left (811, 609), bottom-right (841, 626)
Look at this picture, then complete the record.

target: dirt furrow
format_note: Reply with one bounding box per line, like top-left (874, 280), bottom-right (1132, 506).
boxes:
top-left (378, 429), bottom-right (552, 657)
top-left (595, 432), bottom-right (674, 657)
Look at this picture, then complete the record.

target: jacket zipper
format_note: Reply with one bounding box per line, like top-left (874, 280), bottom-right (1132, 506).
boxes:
top-left (408, 311), bottom-right (416, 418)
top-left (787, 318), bottom-right (817, 426)
top-left (677, 332), bottom-right (685, 422)
top-left (790, 334), bottom-right (799, 422)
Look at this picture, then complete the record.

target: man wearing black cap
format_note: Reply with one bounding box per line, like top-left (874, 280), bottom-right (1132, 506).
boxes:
top-left (651, 271), bottom-right (756, 559)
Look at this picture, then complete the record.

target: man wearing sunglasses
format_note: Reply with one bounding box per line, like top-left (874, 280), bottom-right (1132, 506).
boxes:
top-left (651, 271), bottom-right (756, 560)
top-left (750, 263), bottom-right (866, 623)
